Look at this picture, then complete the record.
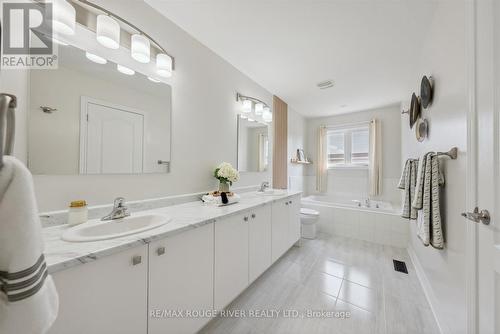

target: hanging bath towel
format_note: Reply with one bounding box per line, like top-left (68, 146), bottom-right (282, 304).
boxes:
top-left (412, 153), bottom-right (444, 249)
top-left (0, 156), bottom-right (59, 334)
top-left (398, 159), bottom-right (418, 220)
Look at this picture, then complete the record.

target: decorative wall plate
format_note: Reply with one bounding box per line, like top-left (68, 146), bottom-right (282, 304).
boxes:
top-left (409, 93), bottom-right (421, 129)
top-left (420, 75), bottom-right (433, 108)
top-left (415, 118), bottom-right (428, 142)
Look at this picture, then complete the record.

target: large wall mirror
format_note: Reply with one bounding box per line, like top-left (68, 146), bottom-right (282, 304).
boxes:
top-left (237, 115), bottom-right (269, 172)
top-left (27, 44), bottom-right (172, 175)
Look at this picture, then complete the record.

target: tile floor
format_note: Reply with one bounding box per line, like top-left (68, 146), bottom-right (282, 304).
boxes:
top-left (200, 233), bottom-right (440, 334)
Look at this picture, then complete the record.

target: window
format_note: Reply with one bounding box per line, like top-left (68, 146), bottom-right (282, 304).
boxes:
top-left (327, 126), bottom-right (369, 168)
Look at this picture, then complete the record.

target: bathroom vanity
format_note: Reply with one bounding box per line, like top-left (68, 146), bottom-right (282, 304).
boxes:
top-left (44, 191), bottom-right (301, 334)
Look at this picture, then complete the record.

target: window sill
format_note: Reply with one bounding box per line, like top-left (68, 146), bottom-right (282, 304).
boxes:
top-left (328, 165), bottom-right (369, 170)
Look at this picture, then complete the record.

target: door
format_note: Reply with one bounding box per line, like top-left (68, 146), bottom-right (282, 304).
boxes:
top-left (472, 1), bottom-right (500, 333)
top-left (249, 205), bottom-right (272, 283)
top-left (271, 199), bottom-right (289, 262)
top-left (82, 98), bottom-right (144, 174)
top-left (148, 223), bottom-right (214, 334)
top-left (214, 213), bottom-right (249, 310)
top-left (48, 245), bottom-right (148, 334)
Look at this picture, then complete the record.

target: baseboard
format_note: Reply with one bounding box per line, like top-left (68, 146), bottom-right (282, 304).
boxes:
top-left (407, 245), bottom-right (449, 334)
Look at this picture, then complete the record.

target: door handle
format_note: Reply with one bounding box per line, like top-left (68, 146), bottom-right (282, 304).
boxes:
top-left (157, 247), bottom-right (166, 256)
top-left (462, 207), bottom-right (491, 225)
top-left (132, 255), bottom-right (142, 265)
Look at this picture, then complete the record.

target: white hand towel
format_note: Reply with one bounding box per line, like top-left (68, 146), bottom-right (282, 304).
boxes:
top-left (202, 193), bottom-right (241, 206)
top-left (0, 156), bottom-right (59, 334)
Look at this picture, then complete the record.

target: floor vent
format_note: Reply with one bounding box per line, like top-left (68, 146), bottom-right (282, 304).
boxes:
top-left (393, 260), bottom-right (408, 274)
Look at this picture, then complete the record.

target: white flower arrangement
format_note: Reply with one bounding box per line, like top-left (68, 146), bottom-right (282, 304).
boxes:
top-left (214, 162), bottom-right (240, 185)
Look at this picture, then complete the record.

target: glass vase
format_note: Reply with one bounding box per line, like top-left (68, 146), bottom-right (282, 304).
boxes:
top-left (219, 181), bottom-right (230, 193)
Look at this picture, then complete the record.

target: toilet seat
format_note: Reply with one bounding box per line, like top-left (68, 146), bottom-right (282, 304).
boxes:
top-left (300, 208), bottom-right (319, 216)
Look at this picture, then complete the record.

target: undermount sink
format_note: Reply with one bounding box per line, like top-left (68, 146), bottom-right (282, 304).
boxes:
top-left (256, 189), bottom-right (286, 196)
top-left (62, 214), bottom-right (171, 242)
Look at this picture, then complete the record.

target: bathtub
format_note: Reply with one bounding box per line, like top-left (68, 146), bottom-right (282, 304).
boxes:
top-left (301, 195), bottom-right (409, 247)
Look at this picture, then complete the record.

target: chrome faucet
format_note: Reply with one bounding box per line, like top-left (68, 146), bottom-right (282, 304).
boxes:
top-left (259, 181), bottom-right (270, 192)
top-left (101, 197), bottom-right (130, 221)
top-left (365, 198), bottom-right (371, 207)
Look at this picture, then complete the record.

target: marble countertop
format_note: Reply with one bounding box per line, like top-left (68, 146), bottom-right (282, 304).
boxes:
top-left (43, 190), bottom-right (301, 274)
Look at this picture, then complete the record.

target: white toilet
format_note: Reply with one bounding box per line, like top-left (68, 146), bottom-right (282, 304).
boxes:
top-left (300, 208), bottom-right (320, 239)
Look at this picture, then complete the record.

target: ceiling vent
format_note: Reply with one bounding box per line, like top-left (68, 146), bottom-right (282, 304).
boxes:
top-left (317, 80), bottom-right (334, 89)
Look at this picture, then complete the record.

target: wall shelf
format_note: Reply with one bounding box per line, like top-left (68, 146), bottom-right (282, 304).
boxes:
top-left (290, 159), bottom-right (312, 165)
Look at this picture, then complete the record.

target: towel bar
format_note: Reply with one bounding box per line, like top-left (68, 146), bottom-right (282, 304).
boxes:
top-left (0, 93), bottom-right (17, 170)
top-left (408, 147), bottom-right (458, 162)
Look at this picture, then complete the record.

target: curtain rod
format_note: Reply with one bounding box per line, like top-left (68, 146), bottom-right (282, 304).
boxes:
top-left (323, 120), bottom-right (373, 129)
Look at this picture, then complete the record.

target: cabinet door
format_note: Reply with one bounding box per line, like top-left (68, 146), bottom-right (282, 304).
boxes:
top-left (214, 214), bottom-right (249, 310)
top-left (272, 200), bottom-right (290, 262)
top-left (148, 223), bottom-right (214, 334)
top-left (288, 195), bottom-right (301, 247)
top-left (49, 245), bottom-right (148, 334)
top-left (249, 205), bottom-right (272, 283)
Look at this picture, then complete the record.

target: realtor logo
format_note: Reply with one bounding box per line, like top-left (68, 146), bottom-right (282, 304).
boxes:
top-left (2, 1), bottom-right (58, 69)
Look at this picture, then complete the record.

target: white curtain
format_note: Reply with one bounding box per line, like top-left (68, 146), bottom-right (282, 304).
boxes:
top-left (316, 125), bottom-right (328, 192)
top-left (368, 119), bottom-right (382, 196)
top-left (258, 134), bottom-right (268, 172)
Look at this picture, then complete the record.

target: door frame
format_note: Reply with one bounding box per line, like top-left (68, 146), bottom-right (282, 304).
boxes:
top-left (79, 96), bottom-right (145, 174)
top-left (465, 0), bottom-right (478, 332)
top-left (465, 0), bottom-right (500, 332)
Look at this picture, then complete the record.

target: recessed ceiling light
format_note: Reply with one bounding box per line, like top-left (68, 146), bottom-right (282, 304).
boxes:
top-left (317, 80), bottom-right (334, 89)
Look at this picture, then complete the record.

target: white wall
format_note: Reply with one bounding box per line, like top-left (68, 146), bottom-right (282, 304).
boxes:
top-left (1, 0), bottom-right (273, 211)
top-left (287, 107), bottom-right (306, 191)
top-left (402, 2), bottom-right (467, 333)
top-left (304, 104), bottom-right (402, 204)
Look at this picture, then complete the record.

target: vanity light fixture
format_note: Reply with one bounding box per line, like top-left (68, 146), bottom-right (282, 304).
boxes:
top-left (52, 0), bottom-right (76, 35)
top-left (242, 100), bottom-right (252, 113)
top-left (156, 54), bottom-right (173, 77)
top-left (147, 77), bottom-right (161, 83)
top-left (117, 64), bottom-right (135, 75)
top-left (131, 34), bottom-right (150, 63)
top-left (263, 108), bottom-right (272, 122)
top-left (255, 102), bottom-right (264, 115)
top-left (85, 52), bottom-right (107, 64)
top-left (96, 15), bottom-right (120, 49)
top-left (57, 0), bottom-right (175, 76)
top-left (236, 93), bottom-right (270, 119)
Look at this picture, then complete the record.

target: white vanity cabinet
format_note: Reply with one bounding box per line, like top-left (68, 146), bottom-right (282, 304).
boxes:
top-left (272, 195), bottom-right (301, 262)
top-left (248, 205), bottom-right (272, 283)
top-left (148, 223), bottom-right (214, 334)
top-left (214, 213), bottom-right (249, 310)
top-left (48, 245), bottom-right (148, 334)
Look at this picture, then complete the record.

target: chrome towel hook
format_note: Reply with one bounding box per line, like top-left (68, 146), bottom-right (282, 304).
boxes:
top-left (0, 93), bottom-right (17, 170)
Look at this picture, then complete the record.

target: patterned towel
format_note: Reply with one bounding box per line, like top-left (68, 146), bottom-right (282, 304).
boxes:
top-left (413, 153), bottom-right (444, 249)
top-left (398, 159), bottom-right (418, 220)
